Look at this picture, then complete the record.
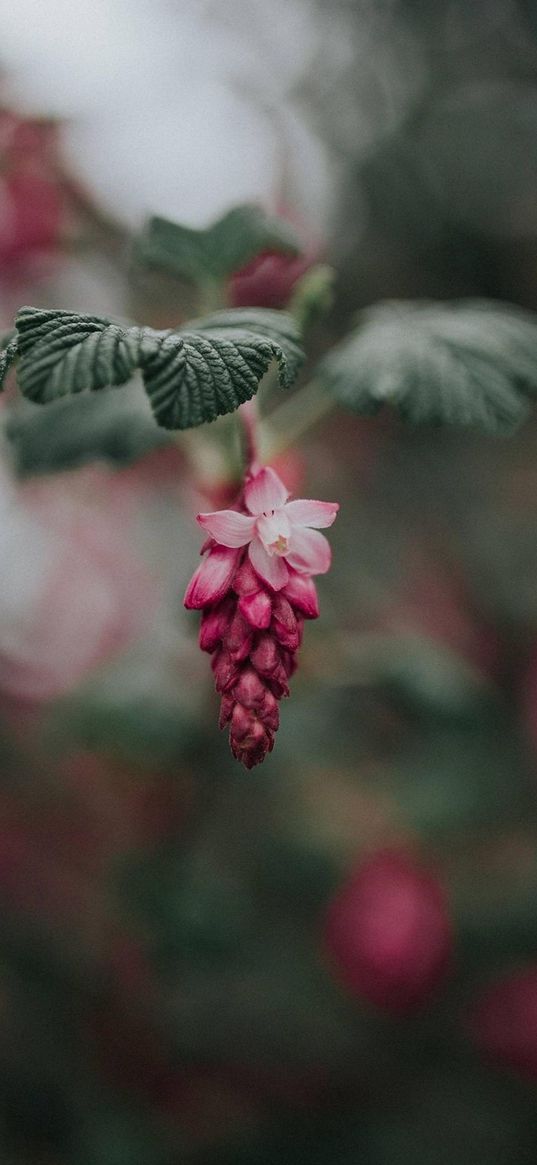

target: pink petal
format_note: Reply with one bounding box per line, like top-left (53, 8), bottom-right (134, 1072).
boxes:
top-left (196, 509), bottom-right (255, 547)
top-left (184, 545), bottom-right (240, 608)
top-left (285, 499), bottom-right (339, 529)
top-left (249, 537), bottom-right (289, 591)
top-left (245, 467), bottom-right (289, 515)
top-left (285, 527), bottom-right (331, 575)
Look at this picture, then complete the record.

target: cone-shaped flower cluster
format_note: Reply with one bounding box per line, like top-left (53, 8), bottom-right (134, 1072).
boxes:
top-left (184, 465), bottom-right (338, 768)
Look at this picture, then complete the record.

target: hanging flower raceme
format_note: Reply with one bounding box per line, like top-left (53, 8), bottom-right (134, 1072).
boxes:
top-left (184, 465), bottom-right (339, 768)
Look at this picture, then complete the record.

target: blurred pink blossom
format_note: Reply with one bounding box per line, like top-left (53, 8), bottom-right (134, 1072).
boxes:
top-left (323, 850), bottom-right (453, 1012)
top-left (0, 460), bottom-right (156, 703)
top-left (469, 967), bottom-right (537, 1079)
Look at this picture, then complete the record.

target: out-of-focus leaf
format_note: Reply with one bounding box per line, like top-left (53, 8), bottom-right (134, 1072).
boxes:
top-left (15, 306), bottom-right (303, 430)
top-left (6, 389), bottom-right (168, 475)
top-left (388, 723), bottom-right (534, 837)
top-left (316, 299), bottom-right (537, 433)
top-left (366, 1068), bottom-right (536, 1165)
top-left (76, 1106), bottom-right (170, 1165)
top-left (344, 631), bottom-right (494, 720)
top-left (47, 693), bottom-right (198, 768)
top-left (133, 205), bottom-right (301, 283)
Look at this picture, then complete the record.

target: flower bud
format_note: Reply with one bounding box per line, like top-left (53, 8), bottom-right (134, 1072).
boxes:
top-left (226, 611), bottom-right (254, 662)
top-left (199, 599), bottom-right (234, 652)
top-left (271, 594), bottom-right (300, 650)
top-left (211, 649), bottom-right (242, 694)
top-left (238, 589), bottom-right (272, 629)
top-left (283, 570), bottom-right (320, 618)
top-left (233, 560), bottom-right (262, 596)
top-left (250, 634), bottom-right (281, 678)
top-left (230, 716), bottom-right (273, 769)
top-left (232, 667), bottom-right (266, 709)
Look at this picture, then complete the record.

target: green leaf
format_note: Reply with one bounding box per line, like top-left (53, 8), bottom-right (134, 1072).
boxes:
top-left (145, 309), bottom-right (303, 430)
top-left (133, 203), bottom-right (301, 283)
top-left (0, 333), bottom-right (18, 389)
top-left (316, 299), bottom-right (537, 434)
top-left (15, 305), bottom-right (304, 431)
top-left (16, 307), bottom-right (145, 402)
top-left (208, 205), bottom-right (300, 275)
top-left (185, 307), bottom-right (304, 383)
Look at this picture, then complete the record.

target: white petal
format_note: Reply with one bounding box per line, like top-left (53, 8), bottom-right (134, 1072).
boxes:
top-left (285, 499), bottom-right (339, 529)
top-left (197, 509), bottom-right (255, 547)
top-left (245, 467), bottom-right (289, 515)
top-left (256, 510), bottom-right (291, 554)
top-left (249, 537), bottom-right (289, 590)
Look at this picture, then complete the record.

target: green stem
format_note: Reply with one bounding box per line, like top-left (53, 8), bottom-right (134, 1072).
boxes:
top-left (198, 277), bottom-right (227, 316)
top-left (258, 379), bottom-right (335, 461)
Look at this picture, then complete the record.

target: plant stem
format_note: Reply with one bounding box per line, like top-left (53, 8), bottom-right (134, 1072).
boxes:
top-left (238, 399), bottom-right (260, 475)
top-left (198, 277), bottom-right (227, 316)
top-left (258, 379), bottom-right (335, 461)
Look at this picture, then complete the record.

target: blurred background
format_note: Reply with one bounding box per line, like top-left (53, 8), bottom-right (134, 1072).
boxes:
top-left (3, 1), bottom-right (537, 1162)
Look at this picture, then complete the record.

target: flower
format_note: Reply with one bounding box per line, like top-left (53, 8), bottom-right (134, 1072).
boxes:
top-left (190, 466), bottom-right (338, 598)
top-left (184, 465), bottom-right (339, 768)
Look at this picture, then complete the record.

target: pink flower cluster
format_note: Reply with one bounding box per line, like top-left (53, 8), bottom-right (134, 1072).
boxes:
top-left (184, 465), bottom-right (338, 768)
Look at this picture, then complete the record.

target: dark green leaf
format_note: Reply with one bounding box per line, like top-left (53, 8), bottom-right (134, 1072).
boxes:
top-left (0, 333), bottom-right (18, 389)
top-left (144, 310), bottom-right (303, 430)
top-left (133, 203), bottom-right (301, 283)
top-left (15, 306), bottom-right (304, 431)
top-left (16, 307), bottom-right (146, 403)
top-left (316, 299), bottom-right (537, 434)
top-left (184, 307), bottom-right (304, 385)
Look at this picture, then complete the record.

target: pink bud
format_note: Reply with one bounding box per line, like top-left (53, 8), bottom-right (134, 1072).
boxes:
top-left (271, 595), bottom-right (300, 650)
top-left (238, 589), bottom-right (272, 630)
top-left (211, 649), bottom-right (242, 694)
top-left (283, 570), bottom-right (320, 618)
top-left (230, 717), bottom-right (273, 769)
top-left (232, 667), bottom-right (266, 709)
top-left (250, 634), bottom-right (281, 678)
top-left (323, 851), bottom-right (452, 1013)
top-left (184, 545), bottom-right (240, 609)
top-left (229, 250), bottom-right (315, 311)
top-left (469, 968), bottom-right (537, 1079)
top-left (261, 688), bottom-right (280, 731)
top-left (233, 560), bottom-right (262, 596)
top-left (199, 599), bottom-right (234, 653)
top-left (218, 694), bottom-right (234, 728)
top-left (267, 672), bottom-right (290, 700)
top-left (279, 649), bottom-right (296, 677)
top-left (230, 702), bottom-right (256, 741)
top-left (225, 611), bottom-right (254, 662)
